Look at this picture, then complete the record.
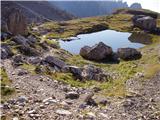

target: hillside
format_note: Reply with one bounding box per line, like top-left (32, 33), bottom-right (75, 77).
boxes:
top-left (1, 1), bottom-right (75, 24)
top-left (1, 5), bottom-right (160, 120)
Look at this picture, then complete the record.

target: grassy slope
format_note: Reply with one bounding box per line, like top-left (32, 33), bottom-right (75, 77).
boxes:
top-left (0, 68), bottom-right (15, 102)
top-left (32, 14), bottom-right (133, 39)
top-left (30, 11), bottom-right (160, 97)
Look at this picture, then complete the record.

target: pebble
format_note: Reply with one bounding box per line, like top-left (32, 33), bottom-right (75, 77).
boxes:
top-left (99, 113), bottom-right (109, 118)
top-left (55, 109), bottom-right (72, 115)
top-left (86, 112), bottom-right (96, 118)
top-left (65, 91), bottom-right (79, 99)
top-left (13, 117), bottom-right (19, 120)
top-left (17, 96), bottom-right (28, 103)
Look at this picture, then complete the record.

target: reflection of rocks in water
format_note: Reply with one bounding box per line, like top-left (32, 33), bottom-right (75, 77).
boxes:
top-left (128, 32), bottom-right (152, 45)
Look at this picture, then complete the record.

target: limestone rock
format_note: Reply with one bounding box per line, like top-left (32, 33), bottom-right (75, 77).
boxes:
top-left (45, 56), bottom-right (66, 69)
top-left (132, 15), bottom-right (156, 31)
top-left (80, 42), bottom-right (113, 61)
top-left (117, 48), bottom-right (142, 60)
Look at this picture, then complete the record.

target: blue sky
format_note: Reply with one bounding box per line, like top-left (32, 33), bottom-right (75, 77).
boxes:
top-left (123, 0), bottom-right (160, 13)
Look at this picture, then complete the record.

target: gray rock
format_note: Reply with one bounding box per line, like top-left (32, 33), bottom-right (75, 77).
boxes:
top-left (80, 42), bottom-right (113, 61)
top-left (45, 56), bottom-right (66, 69)
top-left (28, 57), bottom-right (42, 65)
top-left (1, 44), bottom-right (14, 59)
top-left (117, 48), bottom-right (142, 60)
top-left (17, 70), bottom-right (28, 76)
top-left (132, 15), bottom-right (156, 31)
top-left (55, 109), bottom-right (72, 115)
top-left (81, 65), bottom-right (109, 81)
top-left (63, 65), bottom-right (109, 81)
top-left (17, 96), bottom-right (28, 103)
top-left (27, 35), bottom-right (37, 43)
top-left (65, 91), bottom-right (79, 99)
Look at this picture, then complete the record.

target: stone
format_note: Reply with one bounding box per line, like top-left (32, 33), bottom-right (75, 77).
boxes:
top-left (28, 57), bottom-right (42, 65)
top-left (17, 96), bottom-right (28, 103)
top-left (81, 65), bottom-right (109, 81)
top-left (99, 100), bottom-right (108, 106)
top-left (84, 92), bottom-right (97, 106)
top-left (17, 70), bottom-right (28, 76)
top-left (45, 56), bottom-right (66, 69)
top-left (12, 54), bottom-right (26, 66)
top-left (86, 112), bottom-right (96, 118)
top-left (62, 66), bottom-right (82, 79)
top-left (13, 117), bottom-right (19, 120)
top-left (80, 42), bottom-right (113, 61)
top-left (117, 48), bottom-right (142, 60)
top-left (65, 91), bottom-right (79, 99)
top-left (1, 44), bottom-right (14, 59)
top-left (64, 65), bottom-right (109, 81)
top-left (27, 35), bottom-right (37, 43)
top-left (132, 15), bottom-right (156, 31)
top-left (12, 35), bottom-right (32, 47)
top-left (55, 109), bottom-right (72, 115)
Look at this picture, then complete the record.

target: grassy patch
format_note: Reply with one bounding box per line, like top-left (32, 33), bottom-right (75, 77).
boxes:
top-left (21, 64), bottom-right (36, 74)
top-left (32, 14), bottom-right (133, 39)
top-left (0, 67), bottom-right (15, 102)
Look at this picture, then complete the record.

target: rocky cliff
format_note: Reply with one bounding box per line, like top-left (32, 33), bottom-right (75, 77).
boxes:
top-left (1, 1), bottom-right (75, 24)
top-left (50, 1), bottom-right (141, 18)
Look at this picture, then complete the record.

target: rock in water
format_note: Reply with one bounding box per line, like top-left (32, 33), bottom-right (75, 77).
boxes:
top-left (80, 42), bottom-right (113, 61)
top-left (132, 15), bottom-right (156, 31)
top-left (117, 48), bottom-right (142, 60)
top-left (7, 8), bottom-right (28, 35)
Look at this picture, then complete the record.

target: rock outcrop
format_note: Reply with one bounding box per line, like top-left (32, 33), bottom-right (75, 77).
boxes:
top-left (117, 48), bottom-right (142, 60)
top-left (80, 42), bottom-right (113, 61)
top-left (12, 35), bottom-right (39, 56)
top-left (6, 8), bottom-right (27, 35)
top-left (132, 15), bottom-right (156, 31)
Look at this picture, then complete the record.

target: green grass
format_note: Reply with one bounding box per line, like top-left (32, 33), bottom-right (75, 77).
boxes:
top-left (30, 12), bottom-right (160, 97)
top-left (21, 64), bottom-right (36, 74)
top-left (32, 14), bottom-right (132, 39)
top-left (0, 67), bottom-right (15, 102)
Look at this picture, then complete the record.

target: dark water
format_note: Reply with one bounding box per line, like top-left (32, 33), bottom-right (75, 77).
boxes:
top-left (59, 30), bottom-right (151, 54)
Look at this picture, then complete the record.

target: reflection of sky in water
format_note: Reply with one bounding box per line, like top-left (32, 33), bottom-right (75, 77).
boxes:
top-left (59, 30), bottom-right (145, 54)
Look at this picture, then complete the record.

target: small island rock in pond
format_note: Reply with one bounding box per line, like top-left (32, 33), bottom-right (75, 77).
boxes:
top-left (80, 42), bottom-right (113, 61)
top-left (117, 48), bottom-right (142, 60)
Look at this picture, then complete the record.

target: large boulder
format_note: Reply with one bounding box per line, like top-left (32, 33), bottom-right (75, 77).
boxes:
top-left (1, 44), bottom-right (14, 59)
top-left (117, 48), bottom-right (142, 60)
top-left (80, 42), bottom-right (113, 61)
top-left (45, 56), bottom-right (66, 69)
top-left (132, 15), bottom-right (156, 31)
